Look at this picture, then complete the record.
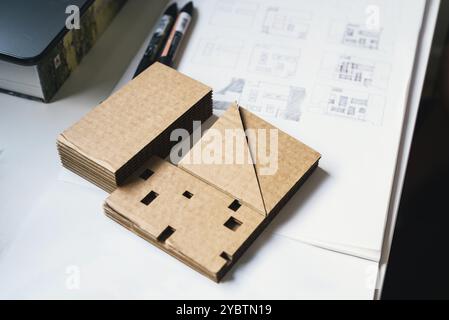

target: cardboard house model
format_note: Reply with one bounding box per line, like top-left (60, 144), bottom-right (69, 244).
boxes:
top-left (58, 63), bottom-right (321, 282)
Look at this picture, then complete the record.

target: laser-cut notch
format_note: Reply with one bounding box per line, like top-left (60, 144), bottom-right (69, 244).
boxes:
top-left (157, 226), bottom-right (176, 243)
top-left (224, 217), bottom-right (242, 231)
top-left (141, 191), bottom-right (159, 205)
top-left (139, 169), bottom-right (154, 180)
top-left (183, 191), bottom-right (194, 199)
top-left (220, 252), bottom-right (232, 265)
top-left (228, 200), bottom-right (241, 212)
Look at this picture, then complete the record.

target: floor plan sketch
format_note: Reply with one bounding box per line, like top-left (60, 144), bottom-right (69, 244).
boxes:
top-left (321, 54), bottom-right (391, 89)
top-left (328, 21), bottom-right (385, 51)
top-left (214, 78), bottom-right (305, 121)
top-left (209, 0), bottom-right (259, 29)
top-left (191, 38), bottom-right (244, 69)
top-left (310, 86), bottom-right (385, 125)
top-left (248, 44), bottom-right (301, 79)
top-left (335, 55), bottom-right (373, 86)
top-left (342, 23), bottom-right (382, 50)
top-left (261, 6), bottom-right (312, 39)
top-left (173, 0), bottom-right (429, 264)
top-left (241, 81), bottom-right (305, 121)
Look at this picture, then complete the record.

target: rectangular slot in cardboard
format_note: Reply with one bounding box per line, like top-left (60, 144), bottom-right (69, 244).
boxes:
top-left (139, 169), bottom-right (154, 180)
top-left (183, 191), bottom-right (194, 199)
top-left (228, 200), bottom-right (242, 212)
top-left (141, 191), bottom-right (159, 206)
top-left (157, 226), bottom-right (176, 244)
top-left (224, 217), bottom-right (243, 231)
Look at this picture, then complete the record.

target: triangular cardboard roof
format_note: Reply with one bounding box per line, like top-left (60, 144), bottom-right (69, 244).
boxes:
top-left (179, 103), bottom-right (321, 217)
top-left (179, 104), bottom-right (267, 215)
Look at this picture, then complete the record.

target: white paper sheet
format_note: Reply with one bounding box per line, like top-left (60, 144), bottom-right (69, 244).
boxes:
top-left (114, 0), bottom-right (428, 260)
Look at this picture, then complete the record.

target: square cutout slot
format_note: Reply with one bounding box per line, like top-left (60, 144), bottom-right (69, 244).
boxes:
top-left (183, 191), bottom-right (194, 199)
top-left (157, 226), bottom-right (176, 243)
top-left (141, 191), bottom-right (159, 205)
top-left (220, 252), bottom-right (232, 265)
top-left (224, 217), bottom-right (242, 231)
top-left (140, 169), bottom-right (154, 180)
top-left (228, 200), bottom-right (241, 212)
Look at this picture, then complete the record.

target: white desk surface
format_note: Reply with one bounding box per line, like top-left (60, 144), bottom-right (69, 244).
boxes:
top-left (1, 0), bottom-right (437, 299)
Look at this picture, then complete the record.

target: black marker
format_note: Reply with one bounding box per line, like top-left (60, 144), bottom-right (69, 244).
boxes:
top-left (159, 2), bottom-right (194, 67)
top-left (133, 3), bottom-right (178, 78)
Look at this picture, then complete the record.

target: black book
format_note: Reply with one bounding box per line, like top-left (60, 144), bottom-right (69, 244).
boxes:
top-left (0, 0), bottom-right (126, 102)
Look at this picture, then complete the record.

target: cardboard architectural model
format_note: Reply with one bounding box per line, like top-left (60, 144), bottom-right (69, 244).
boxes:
top-left (58, 63), bottom-right (320, 282)
top-left (104, 104), bottom-right (321, 282)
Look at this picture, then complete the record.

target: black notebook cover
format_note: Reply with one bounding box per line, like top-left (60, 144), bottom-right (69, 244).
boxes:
top-left (0, 0), bottom-right (93, 65)
top-left (0, 0), bottom-right (126, 102)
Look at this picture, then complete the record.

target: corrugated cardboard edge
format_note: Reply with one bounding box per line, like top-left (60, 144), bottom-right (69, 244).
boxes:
top-left (57, 134), bottom-right (116, 173)
top-left (104, 203), bottom-right (224, 282)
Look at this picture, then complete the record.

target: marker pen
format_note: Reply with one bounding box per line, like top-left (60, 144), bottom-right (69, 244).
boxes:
top-left (133, 3), bottom-right (178, 78)
top-left (159, 2), bottom-right (194, 67)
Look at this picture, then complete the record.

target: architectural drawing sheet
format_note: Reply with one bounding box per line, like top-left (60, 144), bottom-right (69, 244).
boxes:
top-left (175, 0), bottom-right (427, 260)
top-left (115, 0), bottom-right (428, 261)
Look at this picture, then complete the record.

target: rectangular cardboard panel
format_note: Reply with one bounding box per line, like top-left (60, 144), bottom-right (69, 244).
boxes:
top-left (105, 157), bottom-right (265, 282)
top-left (57, 63), bottom-right (212, 192)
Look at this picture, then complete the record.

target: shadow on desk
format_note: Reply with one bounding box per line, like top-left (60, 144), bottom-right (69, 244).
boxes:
top-left (223, 167), bottom-right (329, 283)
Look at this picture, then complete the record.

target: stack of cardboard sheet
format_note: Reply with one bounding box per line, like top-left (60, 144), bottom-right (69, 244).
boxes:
top-left (57, 63), bottom-right (212, 192)
top-left (104, 104), bottom-right (321, 281)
